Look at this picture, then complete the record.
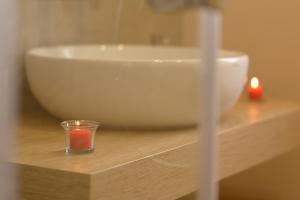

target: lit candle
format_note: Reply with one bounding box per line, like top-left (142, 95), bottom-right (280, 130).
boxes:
top-left (247, 77), bottom-right (263, 101)
top-left (70, 121), bottom-right (92, 150)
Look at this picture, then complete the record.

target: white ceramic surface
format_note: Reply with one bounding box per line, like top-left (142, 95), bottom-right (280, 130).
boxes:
top-left (26, 45), bottom-right (249, 128)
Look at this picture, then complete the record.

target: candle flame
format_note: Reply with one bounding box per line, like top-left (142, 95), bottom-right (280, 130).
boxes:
top-left (251, 77), bottom-right (260, 89)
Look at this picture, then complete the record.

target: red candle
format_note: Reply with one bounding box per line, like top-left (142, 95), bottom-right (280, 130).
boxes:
top-left (70, 128), bottom-right (92, 150)
top-left (247, 77), bottom-right (263, 101)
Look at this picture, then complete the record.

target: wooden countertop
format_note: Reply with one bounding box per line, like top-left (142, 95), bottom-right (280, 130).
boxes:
top-left (14, 99), bottom-right (300, 200)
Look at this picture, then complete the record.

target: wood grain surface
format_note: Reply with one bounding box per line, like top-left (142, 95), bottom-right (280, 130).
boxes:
top-left (13, 99), bottom-right (300, 200)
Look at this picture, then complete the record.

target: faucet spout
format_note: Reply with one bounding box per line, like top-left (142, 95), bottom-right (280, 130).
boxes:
top-left (146, 0), bottom-right (222, 11)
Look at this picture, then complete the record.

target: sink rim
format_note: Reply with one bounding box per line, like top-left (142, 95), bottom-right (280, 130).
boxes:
top-left (27, 45), bottom-right (248, 63)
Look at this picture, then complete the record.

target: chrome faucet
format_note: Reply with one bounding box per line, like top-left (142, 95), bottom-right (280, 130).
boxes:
top-left (146, 0), bottom-right (222, 11)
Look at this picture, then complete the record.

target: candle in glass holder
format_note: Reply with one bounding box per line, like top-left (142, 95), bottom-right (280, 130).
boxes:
top-left (61, 120), bottom-right (99, 154)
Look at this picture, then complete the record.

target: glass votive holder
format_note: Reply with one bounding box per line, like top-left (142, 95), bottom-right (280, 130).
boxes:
top-left (61, 120), bottom-right (100, 155)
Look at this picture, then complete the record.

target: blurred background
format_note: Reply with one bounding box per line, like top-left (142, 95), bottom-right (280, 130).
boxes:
top-left (10, 0), bottom-right (300, 199)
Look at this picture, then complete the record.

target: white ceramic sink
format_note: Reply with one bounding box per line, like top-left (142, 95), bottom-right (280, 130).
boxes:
top-left (26, 45), bottom-right (248, 129)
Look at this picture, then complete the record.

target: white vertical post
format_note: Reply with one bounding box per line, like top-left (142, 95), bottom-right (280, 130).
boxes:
top-left (0, 0), bottom-right (19, 199)
top-left (198, 8), bottom-right (221, 200)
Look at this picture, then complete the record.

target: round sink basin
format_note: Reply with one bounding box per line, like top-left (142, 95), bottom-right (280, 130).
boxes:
top-left (26, 45), bottom-right (249, 129)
